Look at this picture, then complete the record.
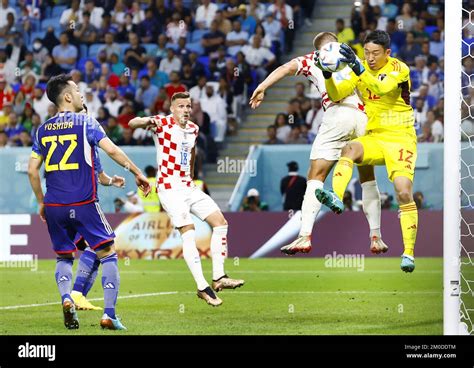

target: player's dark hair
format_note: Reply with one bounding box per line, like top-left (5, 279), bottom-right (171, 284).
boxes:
top-left (313, 32), bottom-right (337, 49)
top-left (364, 30), bottom-right (391, 50)
top-left (171, 91), bottom-right (191, 103)
top-left (46, 74), bottom-right (73, 107)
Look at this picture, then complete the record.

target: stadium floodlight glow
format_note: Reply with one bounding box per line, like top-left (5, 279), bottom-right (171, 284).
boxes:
top-left (443, 0), bottom-right (464, 335)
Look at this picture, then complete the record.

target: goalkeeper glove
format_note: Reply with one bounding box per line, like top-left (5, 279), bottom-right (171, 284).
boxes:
top-left (339, 43), bottom-right (365, 76)
top-left (313, 50), bottom-right (333, 79)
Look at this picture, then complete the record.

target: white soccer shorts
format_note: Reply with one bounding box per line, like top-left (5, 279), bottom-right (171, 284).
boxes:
top-left (310, 105), bottom-right (368, 161)
top-left (158, 186), bottom-right (220, 228)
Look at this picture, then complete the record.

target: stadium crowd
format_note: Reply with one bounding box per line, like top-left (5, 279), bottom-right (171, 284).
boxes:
top-left (264, 0), bottom-right (473, 146)
top-left (0, 0), bottom-right (316, 171)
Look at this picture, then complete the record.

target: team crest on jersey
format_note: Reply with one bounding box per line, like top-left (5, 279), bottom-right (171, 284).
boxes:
top-left (378, 74), bottom-right (387, 81)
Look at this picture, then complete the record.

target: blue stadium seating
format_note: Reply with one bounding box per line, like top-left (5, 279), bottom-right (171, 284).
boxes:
top-left (41, 17), bottom-right (60, 31)
top-left (88, 44), bottom-right (106, 59)
top-left (143, 43), bottom-right (158, 56)
top-left (191, 29), bottom-right (207, 43)
top-left (186, 42), bottom-right (204, 55)
top-left (52, 5), bottom-right (67, 18)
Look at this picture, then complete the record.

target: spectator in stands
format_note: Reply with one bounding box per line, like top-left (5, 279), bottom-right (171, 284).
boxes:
top-left (117, 127), bottom-right (138, 146)
top-left (267, 0), bottom-right (293, 52)
top-left (137, 7), bottom-right (159, 44)
top-left (200, 84), bottom-right (227, 143)
top-left (4, 112), bottom-right (25, 146)
top-left (226, 20), bottom-right (249, 57)
top-left (248, 0), bottom-right (267, 22)
top-left (180, 64), bottom-right (197, 90)
top-left (84, 0), bottom-right (104, 30)
top-left (274, 113), bottom-right (291, 142)
top-left (0, 12), bottom-right (17, 41)
top-left (386, 18), bottom-right (406, 54)
top-left (124, 32), bottom-right (147, 70)
top-left (237, 4), bottom-right (257, 36)
top-left (52, 32), bottom-right (78, 72)
top-left (83, 87), bottom-right (101, 119)
top-left (98, 12), bottom-right (119, 41)
top-left (249, 24), bottom-right (272, 50)
top-left (396, 3), bottom-right (417, 32)
top-left (31, 38), bottom-right (48, 66)
top-left (241, 34), bottom-right (276, 82)
top-left (287, 98), bottom-right (304, 126)
top-left (427, 72), bottom-right (443, 103)
top-left (104, 87), bottom-right (123, 117)
top-left (427, 110), bottom-right (443, 142)
top-left (164, 71), bottom-right (187, 100)
top-left (0, 131), bottom-right (9, 148)
top-left (166, 12), bottom-right (187, 46)
top-left (136, 75), bottom-right (159, 111)
top-left (414, 98), bottom-right (428, 137)
top-left (115, 191), bottom-right (144, 213)
top-left (280, 161), bottom-right (306, 211)
top-left (190, 74), bottom-right (208, 101)
top-left (398, 31), bottom-right (421, 66)
top-left (176, 37), bottom-right (191, 62)
top-left (159, 48), bottom-right (182, 75)
top-left (98, 32), bottom-right (121, 61)
top-left (223, 0), bottom-right (241, 22)
top-left (429, 30), bottom-right (444, 59)
top-left (196, 0), bottom-right (218, 29)
top-left (202, 20), bottom-right (226, 57)
top-left (410, 56), bottom-right (429, 91)
top-left (215, 10), bottom-right (232, 35)
top-left (420, 42), bottom-right (439, 67)
top-left (293, 82), bottom-right (311, 117)
top-left (20, 72), bottom-right (38, 99)
top-left (172, 0), bottom-right (192, 27)
top-left (143, 59), bottom-right (169, 90)
top-left (217, 77), bottom-right (234, 115)
top-left (335, 18), bottom-right (355, 45)
top-left (262, 13), bottom-right (282, 52)
top-left (59, 0), bottom-right (81, 28)
top-left (306, 98), bottom-right (323, 136)
top-left (264, 124), bottom-right (284, 145)
top-left (73, 11), bottom-right (98, 46)
top-left (287, 125), bottom-right (307, 144)
top-left (106, 116), bottom-right (123, 143)
top-left (32, 86), bottom-right (51, 122)
top-left (116, 13), bottom-right (137, 43)
top-left (0, 0), bottom-right (16, 29)
top-left (19, 51), bottom-right (40, 79)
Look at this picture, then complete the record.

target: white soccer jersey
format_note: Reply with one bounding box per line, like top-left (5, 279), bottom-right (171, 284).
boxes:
top-left (293, 52), bottom-right (364, 112)
top-left (152, 114), bottom-right (199, 191)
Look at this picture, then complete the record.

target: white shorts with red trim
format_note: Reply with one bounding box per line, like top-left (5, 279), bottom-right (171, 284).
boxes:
top-left (310, 104), bottom-right (368, 161)
top-left (158, 186), bottom-right (220, 228)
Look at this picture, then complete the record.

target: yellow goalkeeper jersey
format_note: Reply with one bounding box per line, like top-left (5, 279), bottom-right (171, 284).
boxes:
top-left (325, 56), bottom-right (415, 134)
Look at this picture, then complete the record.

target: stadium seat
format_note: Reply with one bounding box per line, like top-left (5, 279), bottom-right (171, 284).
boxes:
top-left (186, 42), bottom-right (204, 55)
top-left (144, 43), bottom-right (158, 56)
top-left (191, 29), bottom-right (207, 43)
top-left (89, 44), bottom-right (106, 59)
top-left (165, 42), bottom-right (178, 51)
top-left (41, 17), bottom-right (60, 31)
top-left (79, 44), bottom-right (89, 59)
top-left (424, 25), bottom-right (438, 37)
top-left (52, 5), bottom-right (67, 18)
top-left (119, 43), bottom-right (131, 59)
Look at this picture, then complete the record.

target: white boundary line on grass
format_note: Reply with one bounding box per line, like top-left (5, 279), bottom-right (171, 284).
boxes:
top-left (0, 290), bottom-right (440, 310)
top-left (1, 270), bottom-right (443, 274)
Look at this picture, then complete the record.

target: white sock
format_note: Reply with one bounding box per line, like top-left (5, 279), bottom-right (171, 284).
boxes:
top-left (299, 180), bottom-right (324, 237)
top-left (181, 230), bottom-right (209, 291)
top-left (211, 225), bottom-right (228, 281)
top-left (361, 180), bottom-right (382, 238)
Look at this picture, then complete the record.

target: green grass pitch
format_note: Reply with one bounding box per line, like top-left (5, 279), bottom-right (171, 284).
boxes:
top-left (0, 258), bottom-right (443, 335)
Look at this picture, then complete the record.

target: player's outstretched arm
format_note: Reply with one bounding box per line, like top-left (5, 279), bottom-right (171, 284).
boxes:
top-left (98, 171), bottom-right (125, 188)
top-left (27, 154), bottom-right (46, 221)
top-left (98, 137), bottom-right (151, 196)
top-left (128, 116), bottom-right (161, 130)
top-left (249, 59), bottom-right (298, 109)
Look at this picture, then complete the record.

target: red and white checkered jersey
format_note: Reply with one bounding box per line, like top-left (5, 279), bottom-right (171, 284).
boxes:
top-left (151, 114), bottom-right (199, 191)
top-left (293, 51), bottom-right (364, 112)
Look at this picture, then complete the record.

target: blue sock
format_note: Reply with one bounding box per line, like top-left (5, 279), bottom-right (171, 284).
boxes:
top-left (83, 257), bottom-right (100, 297)
top-left (55, 257), bottom-right (73, 303)
top-left (100, 253), bottom-right (119, 319)
top-left (73, 248), bottom-right (97, 294)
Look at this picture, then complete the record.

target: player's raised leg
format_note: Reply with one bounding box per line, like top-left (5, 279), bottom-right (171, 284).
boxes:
top-left (281, 158), bottom-right (329, 255)
top-left (316, 141), bottom-right (365, 214)
top-left (204, 210), bottom-right (245, 292)
top-left (394, 175), bottom-right (418, 272)
top-left (71, 238), bottom-right (102, 310)
top-left (357, 165), bottom-right (389, 254)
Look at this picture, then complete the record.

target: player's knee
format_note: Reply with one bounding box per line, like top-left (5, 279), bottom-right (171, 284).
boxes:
top-left (179, 224), bottom-right (195, 234)
top-left (396, 190), bottom-right (413, 204)
top-left (341, 143), bottom-right (358, 159)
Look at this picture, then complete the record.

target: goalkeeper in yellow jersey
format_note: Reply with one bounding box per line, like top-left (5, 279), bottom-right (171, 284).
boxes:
top-left (314, 30), bottom-right (417, 273)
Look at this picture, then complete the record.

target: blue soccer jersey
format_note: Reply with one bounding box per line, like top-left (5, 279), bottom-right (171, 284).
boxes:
top-left (31, 112), bottom-right (106, 206)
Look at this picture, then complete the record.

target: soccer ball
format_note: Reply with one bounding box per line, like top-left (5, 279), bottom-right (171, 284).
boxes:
top-left (317, 42), bottom-right (347, 73)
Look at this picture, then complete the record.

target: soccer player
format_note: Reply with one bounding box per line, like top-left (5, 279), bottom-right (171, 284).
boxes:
top-left (28, 74), bottom-right (151, 329)
top-left (314, 30), bottom-right (418, 272)
top-left (71, 158), bottom-right (126, 311)
top-left (249, 31), bottom-right (388, 255)
top-left (128, 92), bottom-right (244, 307)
